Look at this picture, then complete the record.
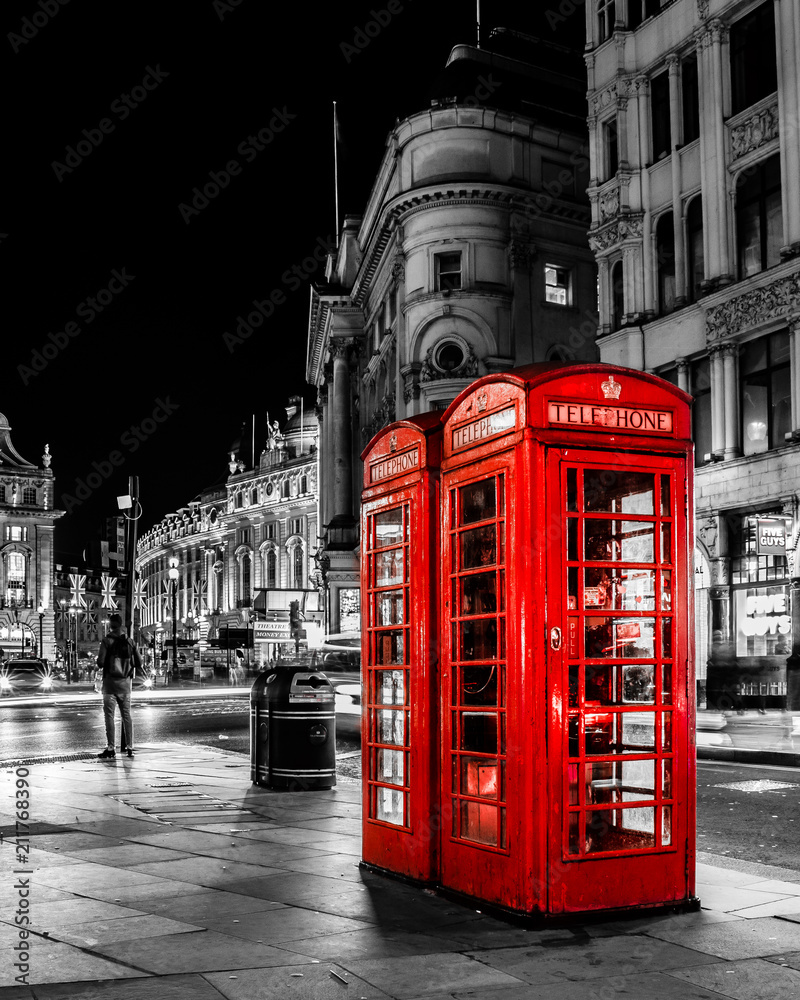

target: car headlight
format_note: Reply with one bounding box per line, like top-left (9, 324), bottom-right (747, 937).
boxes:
top-left (143, 676), bottom-right (154, 688)
top-left (0, 676), bottom-right (11, 690)
top-left (41, 676), bottom-right (53, 690)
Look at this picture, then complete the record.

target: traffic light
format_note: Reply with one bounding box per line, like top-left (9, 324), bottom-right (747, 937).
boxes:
top-left (289, 601), bottom-right (300, 634)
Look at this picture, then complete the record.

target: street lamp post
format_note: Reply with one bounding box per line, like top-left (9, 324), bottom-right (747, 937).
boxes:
top-left (37, 603), bottom-right (45, 660)
top-left (68, 603), bottom-right (77, 684)
top-left (168, 556), bottom-right (179, 682)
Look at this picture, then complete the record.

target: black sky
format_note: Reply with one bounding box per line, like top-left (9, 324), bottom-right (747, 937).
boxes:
top-left (2, 0), bottom-right (585, 560)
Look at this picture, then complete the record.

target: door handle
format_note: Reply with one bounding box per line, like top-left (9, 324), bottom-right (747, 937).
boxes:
top-left (550, 627), bottom-right (562, 651)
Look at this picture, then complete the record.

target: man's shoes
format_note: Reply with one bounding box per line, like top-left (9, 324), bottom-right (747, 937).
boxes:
top-left (98, 748), bottom-right (115, 759)
top-left (126, 748), bottom-right (134, 758)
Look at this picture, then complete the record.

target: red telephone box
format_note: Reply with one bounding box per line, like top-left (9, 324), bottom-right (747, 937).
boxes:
top-left (360, 364), bottom-right (696, 920)
top-left (438, 364), bottom-right (695, 917)
top-left (360, 413), bottom-right (442, 882)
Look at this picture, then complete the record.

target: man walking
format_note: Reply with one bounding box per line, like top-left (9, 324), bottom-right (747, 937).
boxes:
top-left (96, 613), bottom-right (141, 759)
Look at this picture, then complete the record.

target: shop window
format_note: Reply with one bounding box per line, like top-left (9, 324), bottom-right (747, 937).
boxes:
top-left (686, 196), bottom-right (703, 302)
top-left (655, 213), bottom-right (676, 315)
top-left (545, 264), bottom-right (571, 306)
top-left (730, 2), bottom-right (777, 116)
top-left (651, 70), bottom-right (671, 161)
top-left (741, 330), bottom-right (791, 456)
top-left (690, 358), bottom-right (712, 466)
top-left (736, 155), bottom-right (783, 278)
top-left (731, 514), bottom-right (789, 585)
top-left (603, 118), bottom-right (618, 180)
top-left (611, 260), bottom-right (625, 331)
top-left (597, 0), bottom-right (616, 42)
top-left (435, 252), bottom-right (462, 292)
top-left (681, 53), bottom-right (699, 144)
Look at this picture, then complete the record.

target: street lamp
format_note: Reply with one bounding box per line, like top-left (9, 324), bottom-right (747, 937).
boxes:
top-left (168, 556), bottom-right (179, 682)
top-left (68, 602), bottom-right (78, 684)
top-left (37, 602), bottom-right (45, 660)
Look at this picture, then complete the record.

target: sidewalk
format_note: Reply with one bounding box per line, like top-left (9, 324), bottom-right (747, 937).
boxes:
top-left (2, 745), bottom-right (800, 999)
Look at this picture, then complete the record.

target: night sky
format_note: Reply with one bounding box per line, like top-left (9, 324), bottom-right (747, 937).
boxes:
top-left (2, 1), bottom-right (584, 560)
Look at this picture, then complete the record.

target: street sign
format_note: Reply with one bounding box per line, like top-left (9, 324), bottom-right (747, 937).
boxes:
top-left (253, 621), bottom-right (291, 639)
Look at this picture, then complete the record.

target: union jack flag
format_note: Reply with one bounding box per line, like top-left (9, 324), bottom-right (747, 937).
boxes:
top-left (133, 576), bottom-right (147, 610)
top-left (69, 573), bottom-right (87, 609)
top-left (85, 600), bottom-right (98, 639)
top-left (55, 604), bottom-right (69, 623)
top-left (100, 573), bottom-right (118, 609)
top-left (192, 579), bottom-right (207, 614)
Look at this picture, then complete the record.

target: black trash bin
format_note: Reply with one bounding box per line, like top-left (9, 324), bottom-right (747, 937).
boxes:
top-left (250, 665), bottom-right (336, 790)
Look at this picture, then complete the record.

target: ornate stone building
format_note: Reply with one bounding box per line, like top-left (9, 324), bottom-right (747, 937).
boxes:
top-left (307, 37), bottom-right (599, 630)
top-left (584, 0), bottom-right (800, 708)
top-left (135, 398), bottom-right (322, 672)
top-left (0, 415), bottom-right (60, 662)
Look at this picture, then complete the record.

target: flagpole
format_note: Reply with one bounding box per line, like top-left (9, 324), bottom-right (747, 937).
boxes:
top-left (333, 101), bottom-right (340, 247)
top-left (476, 0), bottom-right (481, 48)
top-left (252, 414), bottom-right (255, 470)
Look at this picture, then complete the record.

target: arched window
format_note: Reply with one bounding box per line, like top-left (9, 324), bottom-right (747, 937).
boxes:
top-left (611, 260), bottom-right (625, 331)
top-left (266, 549), bottom-right (277, 588)
top-left (293, 545), bottom-right (304, 589)
top-left (242, 552), bottom-right (251, 598)
top-left (6, 551), bottom-right (26, 605)
top-left (686, 197), bottom-right (703, 303)
top-left (656, 213), bottom-right (676, 315)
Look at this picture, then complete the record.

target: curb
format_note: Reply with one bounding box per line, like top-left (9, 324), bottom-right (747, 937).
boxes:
top-left (697, 745), bottom-right (800, 767)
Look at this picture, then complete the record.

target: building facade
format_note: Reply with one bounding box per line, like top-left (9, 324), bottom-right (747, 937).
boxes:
top-left (585, 0), bottom-right (800, 708)
top-left (308, 40), bottom-right (599, 629)
top-left (135, 398), bottom-right (322, 671)
top-left (0, 415), bottom-right (61, 662)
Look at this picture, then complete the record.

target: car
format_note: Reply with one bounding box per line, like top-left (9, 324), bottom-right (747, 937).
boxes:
top-left (325, 671), bottom-right (362, 739)
top-left (0, 659), bottom-right (54, 696)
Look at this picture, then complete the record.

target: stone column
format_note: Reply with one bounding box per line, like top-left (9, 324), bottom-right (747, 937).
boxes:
top-left (709, 344), bottom-right (725, 455)
top-left (597, 257), bottom-right (610, 334)
top-left (331, 340), bottom-right (354, 521)
top-left (722, 343), bottom-right (740, 458)
top-left (392, 252), bottom-right (407, 417)
top-left (667, 54), bottom-right (687, 306)
top-left (676, 357), bottom-right (689, 393)
top-left (709, 20), bottom-right (732, 282)
top-left (775, 0), bottom-right (800, 255)
top-left (635, 75), bottom-right (655, 315)
top-left (789, 318), bottom-right (800, 433)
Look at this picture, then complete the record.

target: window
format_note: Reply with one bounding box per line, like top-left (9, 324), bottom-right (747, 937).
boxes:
top-left (241, 552), bottom-right (251, 598)
top-left (731, 2), bottom-right (777, 116)
top-left (299, 475), bottom-right (308, 495)
top-left (281, 480), bottom-right (291, 499)
top-left (6, 526), bottom-right (24, 542)
top-left (386, 289), bottom-right (396, 327)
top-left (265, 522), bottom-right (277, 540)
top-left (690, 358), bottom-right (712, 466)
top-left (686, 197), bottom-right (703, 302)
top-left (435, 252), bottom-right (462, 292)
top-left (681, 54), bottom-right (699, 144)
top-left (236, 528), bottom-right (252, 547)
top-left (651, 70), bottom-right (671, 161)
top-left (597, 0), bottom-right (616, 42)
top-left (6, 552), bottom-right (26, 605)
top-left (290, 517), bottom-right (303, 536)
top-left (627, 0), bottom-right (661, 30)
top-left (545, 264), bottom-right (571, 306)
top-left (266, 549), bottom-right (277, 588)
top-left (251, 488), bottom-right (258, 506)
top-left (433, 340), bottom-right (466, 374)
top-left (737, 155), bottom-right (783, 278)
top-left (292, 545), bottom-right (304, 589)
top-left (741, 330), bottom-right (790, 455)
top-left (611, 260), bottom-right (625, 330)
top-left (22, 487), bottom-right (36, 505)
top-left (656, 213), bottom-right (676, 315)
top-left (603, 119), bottom-right (618, 180)
top-left (0, 485), bottom-right (4, 503)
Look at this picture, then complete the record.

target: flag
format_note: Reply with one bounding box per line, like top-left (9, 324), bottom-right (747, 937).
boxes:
top-left (134, 576), bottom-right (148, 611)
top-left (100, 573), bottom-right (118, 609)
top-left (69, 573), bottom-right (87, 609)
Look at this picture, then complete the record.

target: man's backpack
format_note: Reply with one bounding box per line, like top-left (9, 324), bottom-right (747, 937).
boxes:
top-left (107, 635), bottom-right (132, 679)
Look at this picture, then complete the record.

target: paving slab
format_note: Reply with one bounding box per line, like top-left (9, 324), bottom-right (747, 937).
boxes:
top-left (646, 914), bottom-right (800, 959)
top-left (343, 952), bottom-right (527, 998)
top-left (72, 878), bottom-right (212, 904)
top-left (203, 963), bottom-right (393, 1000)
top-left (279, 927), bottom-right (467, 962)
top-left (31, 863), bottom-right (165, 891)
top-left (130, 889), bottom-right (287, 922)
top-left (693, 881), bottom-right (794, 913)
top-left (201, 904), bottom-right (375, 943)
top-left (44, 913), bottom-right (203, 948)
top-left (124, 855), bottom-right (286, 887)
top-left (56, 844), bottom-right (193, 866)
top-left (666, 956), bottom-right (800, 999)
top-left (32, 973), bottom-right (230, 999)
top-left (84, 929), bottom-right (313, 974)
top-left (21, 897), bottom-right (146, 928)
top-left (438, 971), bottom-right (760, 999)
top-left (466, 934), bottom-right (720, 985)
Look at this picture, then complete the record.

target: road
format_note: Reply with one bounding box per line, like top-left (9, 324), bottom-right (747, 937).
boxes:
top-left (1, 698), bottom-right (798, 869)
